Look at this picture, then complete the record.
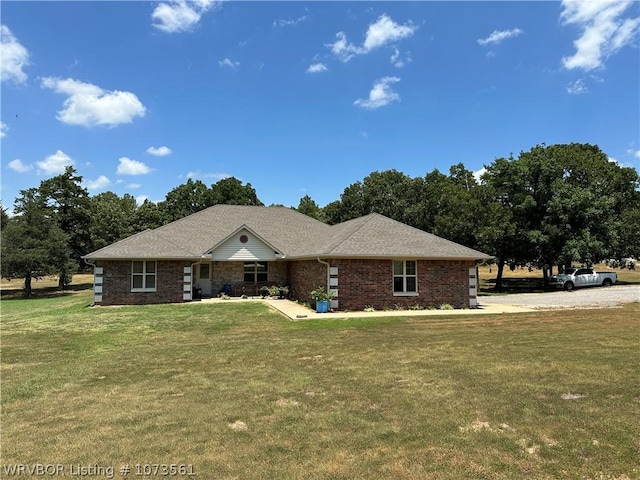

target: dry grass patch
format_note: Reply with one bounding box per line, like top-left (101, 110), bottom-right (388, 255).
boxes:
top-left (2, 294), bottom-right (639, 479)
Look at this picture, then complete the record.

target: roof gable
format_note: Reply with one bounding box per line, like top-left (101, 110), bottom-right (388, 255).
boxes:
top-left (209, 225), bottom-right (281, 261)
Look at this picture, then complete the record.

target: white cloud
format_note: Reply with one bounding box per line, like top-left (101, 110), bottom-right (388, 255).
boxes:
top-left (306, 63), bottom-right (328, 73)
top-left (354, 76), bottom-right (401, 110)
top-left (328, 14), bottom-right (416, 63)
top-left (473, 167), bottom-right (487, 183)
top-left (41, 77), bottom-right (146, 128)
top-left (117, 157), bottom-right (153, 175)
top-left (327, 32), bottom-right (364, 62)
top-left (135, 195), bottom-right (149, 206)
top-left (186, 171), bottom-right (231, 180)
top-left (127, 183), bottom-right (142, 189)
top-left (152, 0), bottom-right (218, 33)
top-left (85, 175), bottom-right (111, 191)
top-left (561, 0), bottom-right (640, 71)
top-left (390, 48), bottom-right (412, 68)
top-left (635, 150), bottom-right (640, 159)
top-left (0, 122), bottom-right (7, 138)
top-left (37, 150), bottom-right (74, 175)
top-left (0, 25), bottom-right (30, 84)
top-left (363, 14), bottom-right (417, 51)
top-left (566, 78), bottom-right (589, 94)
top-left (273, 15), bottom-right (307, 28)
top-left (146, 146), bottom-right (172, 156)
top-left (8, 159), bottom-right (32, 173)
top-left (218, 58), bottom-right (240, 69)
top-left (478, 28), bottom-right (524, 46)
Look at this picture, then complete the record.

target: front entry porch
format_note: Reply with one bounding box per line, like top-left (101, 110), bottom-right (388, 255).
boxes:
top-left (192, 260), bottom-right (288, 298)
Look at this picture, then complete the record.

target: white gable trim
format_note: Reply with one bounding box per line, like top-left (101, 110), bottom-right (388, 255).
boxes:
top-left (209, 226), bottom-right (282, 261)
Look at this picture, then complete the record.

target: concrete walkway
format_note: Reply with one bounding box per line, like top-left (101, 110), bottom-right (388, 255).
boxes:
top-left (261, 298), bottom-right (534, 321)
top-left (199, 297), bottom-right (533, 320)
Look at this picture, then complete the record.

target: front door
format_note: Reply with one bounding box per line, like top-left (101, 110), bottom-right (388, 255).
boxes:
top-left (197, 263), bottom-right (212, 297)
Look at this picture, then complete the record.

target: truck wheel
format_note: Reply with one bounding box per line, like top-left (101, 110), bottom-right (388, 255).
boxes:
top-left (564, 281), bottom-right (574, 292)
top-left (602, 278), bottom-right (612, 287)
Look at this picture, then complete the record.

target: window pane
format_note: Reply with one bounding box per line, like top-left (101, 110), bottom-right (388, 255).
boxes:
top-left (256, 262), bottom-right (268, 273)
top-left (146, 275), bottom-right (156, 289)
top-left (145, 261), bottom-right (156, 273)
top-left (393, 276), bottom-right (404, 292)
top-left (257, 273), bottom-right (268, 282)
top-left (133, 261), bottom-right (144, 274)
top-left (244, 262), bottom-right (254, 273)
top-left (132, 275), bottom-right (143, 289)
top-left (405, 261), bottom-right (416, 276)
top-left (200, 264), bottom-right (209, 278)
top-left (244, 273), bottom-right (254, 282)
top-left (393, 261), bottom-right (404, 275)
top-left (406, 277), bottom-right (417, 292)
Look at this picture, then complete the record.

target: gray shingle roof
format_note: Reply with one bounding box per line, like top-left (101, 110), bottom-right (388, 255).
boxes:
top-left (83, 205), bottom-right (492, 261)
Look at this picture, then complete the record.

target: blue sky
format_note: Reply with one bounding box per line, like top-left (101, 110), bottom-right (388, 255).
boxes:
top-left (1, 1), bottom-right (639, 212)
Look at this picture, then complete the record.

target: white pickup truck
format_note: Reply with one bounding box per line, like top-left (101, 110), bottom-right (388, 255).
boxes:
top-left (549, 267), bottom-right (617, 291)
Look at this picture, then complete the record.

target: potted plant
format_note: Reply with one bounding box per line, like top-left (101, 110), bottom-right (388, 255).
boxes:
top-left (261, 285), bottom-right (289, 299)
top-left (278, 286), bottom-right (289, 299)
top-left (310, 286), bottom-right (333, 313)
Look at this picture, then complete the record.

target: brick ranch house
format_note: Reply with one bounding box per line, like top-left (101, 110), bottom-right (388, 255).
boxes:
top-left (82, 205), bottom-right (492, 310)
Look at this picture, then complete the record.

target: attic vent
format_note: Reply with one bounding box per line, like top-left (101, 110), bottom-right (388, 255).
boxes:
top-left (240, 235), bottom-right (248, 244)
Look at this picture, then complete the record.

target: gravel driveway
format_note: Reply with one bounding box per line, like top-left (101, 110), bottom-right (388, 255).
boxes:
top-left (480, 285), bottom-right (640, 309)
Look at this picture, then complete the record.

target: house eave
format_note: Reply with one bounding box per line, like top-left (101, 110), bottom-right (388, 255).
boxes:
top-left (286, 253), bottom-right (493, 261)
top-left (82, 255), bottom-right (204, 262)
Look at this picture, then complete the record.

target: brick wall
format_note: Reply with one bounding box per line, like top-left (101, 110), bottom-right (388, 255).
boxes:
top-left (99, 260), bottom-right (186, 305)
top-left (98, 258), bottom-right (474, 308)
top-left (212, 261), bottom-right (288, 296)
top-left (288, 258), bottom-right (474, 310)
top-left (287, 260), bottom-right (327, 303)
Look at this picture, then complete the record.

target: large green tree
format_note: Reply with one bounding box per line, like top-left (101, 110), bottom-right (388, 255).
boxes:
top-left (163, 179), bottom-right (213, 222)
top-left (90, 192), bottom-right (138, 250)
top-left (2, 189), bottom-right (74, 297)
top-left (210, 177), bottom-right (263, 206)
top-left (131, 199), bottom-right (167, 233)
top-left (483, 143), bottom-right (639, 286)
top-left (38, 166), bottom-right (92, 287)
top-left (296, 194), bottom-right (322, 220)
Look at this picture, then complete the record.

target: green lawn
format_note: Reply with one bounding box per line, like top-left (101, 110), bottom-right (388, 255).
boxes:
top-left (2, 292), bottom-right (639, 479)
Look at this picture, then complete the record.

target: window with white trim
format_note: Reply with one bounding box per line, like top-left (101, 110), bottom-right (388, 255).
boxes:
top-left (132, 261), bottom-right (157, 291)
top-left (244, 261), bottom-right (268, 283)
top-left (393, 260), bottom-right (417, 294)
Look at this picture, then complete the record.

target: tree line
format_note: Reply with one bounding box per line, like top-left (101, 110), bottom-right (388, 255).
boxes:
top-left (2, 143), bottom-right (639, 296)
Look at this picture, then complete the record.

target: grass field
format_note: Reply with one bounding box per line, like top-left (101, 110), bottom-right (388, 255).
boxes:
top-left (2, 291), bottom-right (639, 479)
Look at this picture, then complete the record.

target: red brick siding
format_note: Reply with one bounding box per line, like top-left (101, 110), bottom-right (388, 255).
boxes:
top-left (99, 260), bottom-right (185, 305)
top-left (98, 258), bottom-right (474, 308)
top-left (288, 258), bottom-right (474, 310)
top-left (287, 260), bottom-right (327, 304)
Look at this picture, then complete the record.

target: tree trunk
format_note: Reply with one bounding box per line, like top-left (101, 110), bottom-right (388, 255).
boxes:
top-left (24, 272), bottom-right (32, 298)
top-left (495, 259), bottom-right (505, 291)
top-left (542, 264), bottom-right (550, 290)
